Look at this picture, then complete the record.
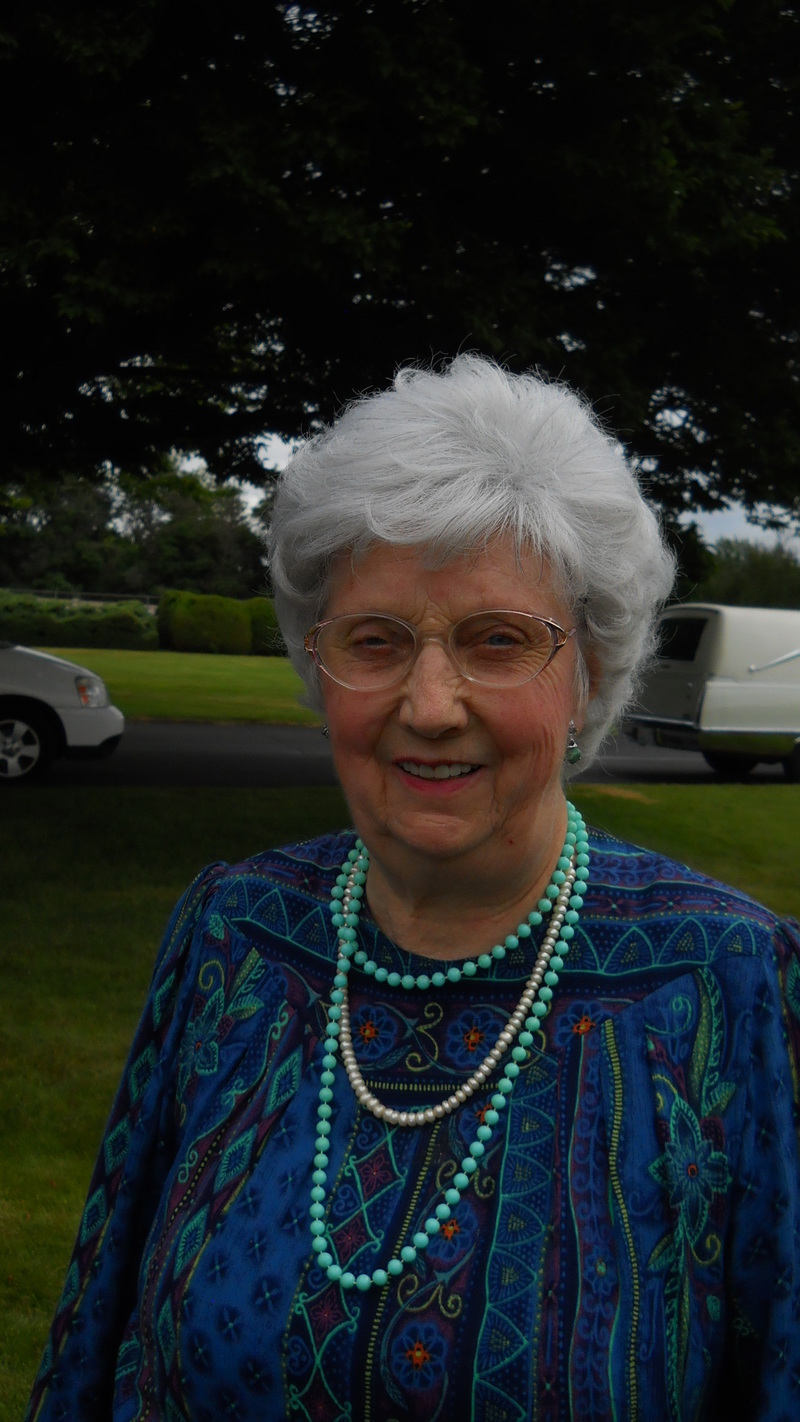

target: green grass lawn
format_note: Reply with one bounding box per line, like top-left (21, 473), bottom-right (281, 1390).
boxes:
top-left (3, 781), bottom-right (798, 1417)
top-left (37, 646), bottom-right (320, 723)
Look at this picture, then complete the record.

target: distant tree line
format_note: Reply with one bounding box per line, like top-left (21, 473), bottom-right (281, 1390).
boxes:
top-left (1, 467), bottom-right (798, 609)
top-left (0, 465), bottom-right (268, 600)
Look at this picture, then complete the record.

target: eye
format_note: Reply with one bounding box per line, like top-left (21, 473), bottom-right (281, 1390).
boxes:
top-left (341, 618), bottom-right (412, 658)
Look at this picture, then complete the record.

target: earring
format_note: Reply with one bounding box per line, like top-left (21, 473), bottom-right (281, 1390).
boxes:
top-left (565, 720), bottom-right (581, 765)
top-left (321, 724), bottom-right (330, 739)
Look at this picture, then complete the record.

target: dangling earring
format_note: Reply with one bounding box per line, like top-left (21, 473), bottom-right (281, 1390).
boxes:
top-left (565, 720), bottom-right (581, 765)
top-left (321, 724), bottom-right (330, 739)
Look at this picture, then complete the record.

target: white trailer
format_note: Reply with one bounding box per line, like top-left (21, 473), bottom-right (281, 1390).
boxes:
top-left (625, 603), bottom-right (800, 778)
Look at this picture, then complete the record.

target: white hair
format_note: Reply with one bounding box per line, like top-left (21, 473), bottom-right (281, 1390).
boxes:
top-left (267, 354), bottom-right (675, 767)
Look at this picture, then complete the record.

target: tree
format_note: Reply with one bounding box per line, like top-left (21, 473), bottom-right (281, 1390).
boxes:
top-left (0, 466), bottom-right (267, 598)
top-left (1, 1), bottom-right (798, 523)
top-left (693, 537), bottom-right (800, 607)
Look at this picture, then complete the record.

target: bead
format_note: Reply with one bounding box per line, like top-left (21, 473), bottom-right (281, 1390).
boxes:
top-left (435, 1202), bottom-right (451, 1221)
top-left (461, 1156), bottom-right (478, 1173)
top-left (560, 925), bottom-right (574, 940)
top-left (400, 1246), bottom-right (417, 1264)
top-left (497, 1078), bottom-right (514, 1093)
top-left (469, 1141), bottom-right (485, 1158)
top-left (313, 1153), bottom-right (329, 1168)
top-left (491, 943), bottom-right (506, 959)
top-left (341, 1272), bottom-right (356, 1289)
top-left (311, 1186), bottom-right (325, 1202)
top-left (477, 954), bottom-right (493, 969)
top-left (462, 960), bottom-right (477, 977)
top-left (549, 956), bottom-right (564, 971)
top-left (322, 1054), bottom-right (336, 1069)
top-left (537, 899), bottom-right (551, 913)
top-left (517, 923), bottom-right (532, 938)
top-left (387, 1259), bottom-right (403, 1276)
top-left (317, 1103), bottom-right (332, 1118)
top-left (356, 1274), bottom-right (372, 1291)
top-left (518, 1032), bottom-right (533, 1048)
top-left (528, 911), bottom-right (543, 926)
top-left (374, 967), bottom-right (388, 983)
top-left (401, 974), bottom-right (416, 990)
top-left (415, 1230), bottom-right (432, 1247)
top-left (477, 1124), bottom-right (492, 1141)
top-left (312, 1237), bottom-right (326, 1253)
top-left (545, 884), bottom-right (559, 900)
top-left (387, 972), bottom-right (402, 988)
top-left (511, 1046), bottom-right (526, 1063)
top-left (372, 1269), bottom-right (389, 1287)
top-left (431, 972), bottom-right (447, 987)
top-left (416, 974), bottom-right (431, 990)
top-left (320, 1071), bottom-right (335, 1086)
top-left (363, 960), bottom-right (376, 975)
top-left (445, 1188), bottom-right (461, 1205)
top-left (453, 1172), bottom-right (470, 1190)
top-left (544, 972), bottom-right (558, 987)
top-left (447, 966), bottom-right (462, 982)
top-left (490, 1092), bottom-right (507, 1110)
top-left (310, 1221), bottom-right (325, 1236)
top-left (310, 1203), bottom-right (325, 1219)
top-left (503, 1063), bottom-right (520, 1080)
top-left (318, 1252), bottom-right (333, 1268)
top-left (326, 1264), bottom-right (342, 1281)
top-left (312, 1169), bottom-right (327, 1184)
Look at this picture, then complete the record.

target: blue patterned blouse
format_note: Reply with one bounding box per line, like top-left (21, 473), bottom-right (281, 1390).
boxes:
top-left (27, 829), bottom-right (800, 1422)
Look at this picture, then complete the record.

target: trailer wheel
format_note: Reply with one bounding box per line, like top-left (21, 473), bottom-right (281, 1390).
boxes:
top-left (702, 751), bottom-right (759, 777)
top-left (783, 744), bottom-right (800, 782)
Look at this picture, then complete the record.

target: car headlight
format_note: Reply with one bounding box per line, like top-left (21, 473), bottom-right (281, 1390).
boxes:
top-left (75, 675), bottom-right (109, 708)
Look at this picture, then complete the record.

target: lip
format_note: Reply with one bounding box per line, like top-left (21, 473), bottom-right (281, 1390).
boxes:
top-left (393, 758), bottom-right (484, 792)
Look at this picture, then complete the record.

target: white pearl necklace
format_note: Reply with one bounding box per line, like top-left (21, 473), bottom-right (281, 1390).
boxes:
top-left (337, 854), bottom-right (578, 1126)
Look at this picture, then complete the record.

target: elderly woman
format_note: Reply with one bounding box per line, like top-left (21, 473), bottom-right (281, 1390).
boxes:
top-left (29, 357), bottom-right (800, 1421)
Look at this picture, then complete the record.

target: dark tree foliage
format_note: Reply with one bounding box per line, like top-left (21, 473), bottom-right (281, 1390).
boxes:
top-left (1, 1), bottom-right (798, 519)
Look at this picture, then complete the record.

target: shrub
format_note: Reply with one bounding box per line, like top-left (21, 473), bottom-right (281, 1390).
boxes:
top-left (0, 592), bottom-right (157, 649)
top-left (164, 591), bottom-right (253, 655)
top-left (245, 596), bottom-right (286, 656)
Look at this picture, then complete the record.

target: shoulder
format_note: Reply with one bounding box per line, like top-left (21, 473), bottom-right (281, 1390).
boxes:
top-left (581, 824), bottom-right (798, 976)
top-left (197, 828), bottom-right (356, 908)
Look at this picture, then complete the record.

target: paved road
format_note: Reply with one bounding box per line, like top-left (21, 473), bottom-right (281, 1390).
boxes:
top-left (41, 721), bottom-right (788, 787)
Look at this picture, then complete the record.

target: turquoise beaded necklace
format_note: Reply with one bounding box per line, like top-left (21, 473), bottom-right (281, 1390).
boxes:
top-left (309, 801), bottom-right (589, 1291)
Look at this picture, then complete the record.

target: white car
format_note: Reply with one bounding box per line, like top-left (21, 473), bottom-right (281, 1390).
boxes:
top-left (0, 643), bottom-right (125, 781)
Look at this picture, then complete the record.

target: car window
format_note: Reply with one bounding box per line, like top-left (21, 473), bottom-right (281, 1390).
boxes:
top-left (657, 617), bottom-right (708, 662)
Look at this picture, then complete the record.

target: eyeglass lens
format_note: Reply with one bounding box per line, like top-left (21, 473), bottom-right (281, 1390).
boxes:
top-left (314, 612), bottom-right (557, 688)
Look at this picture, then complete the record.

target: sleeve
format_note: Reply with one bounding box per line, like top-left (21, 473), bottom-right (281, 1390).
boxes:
top-left (719, 917), bottom-right (800, 1420)
top-left (26, 862), bottom-right (227, 1422)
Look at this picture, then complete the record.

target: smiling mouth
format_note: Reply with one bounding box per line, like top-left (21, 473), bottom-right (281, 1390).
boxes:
top-left (397, 760), bottom-right (479, 780)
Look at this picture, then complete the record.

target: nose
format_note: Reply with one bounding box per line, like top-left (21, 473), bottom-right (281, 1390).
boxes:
top-left (397, 639), bottom-right (469, 736)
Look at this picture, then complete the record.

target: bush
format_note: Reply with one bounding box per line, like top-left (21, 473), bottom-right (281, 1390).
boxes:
top-left (161, 590), bottom-right (252, 654)
top-left (0, 592), bottom-right (158, 649)
top-left (245, 596), bottom-right (286, 656)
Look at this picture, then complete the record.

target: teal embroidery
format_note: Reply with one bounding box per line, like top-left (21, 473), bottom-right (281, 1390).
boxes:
top-left (648, 1095), bottom-right (731, 1256)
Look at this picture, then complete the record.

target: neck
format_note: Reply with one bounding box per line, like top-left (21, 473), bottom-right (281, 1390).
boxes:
top-left (360, 800), bottom-right (569, 961)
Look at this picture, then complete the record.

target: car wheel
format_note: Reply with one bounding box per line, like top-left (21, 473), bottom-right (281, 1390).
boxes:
top-left (701, 751), bottom-right (759, 777)
top-left (0, 710), bottom-right (54, 782)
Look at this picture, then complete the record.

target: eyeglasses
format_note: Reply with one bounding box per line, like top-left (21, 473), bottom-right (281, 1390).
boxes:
top-left (304, 610), bottom-right (575, 690)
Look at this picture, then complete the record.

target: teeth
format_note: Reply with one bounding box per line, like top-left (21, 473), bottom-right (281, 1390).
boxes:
top-left (399, 761), bottom-right (475, 780)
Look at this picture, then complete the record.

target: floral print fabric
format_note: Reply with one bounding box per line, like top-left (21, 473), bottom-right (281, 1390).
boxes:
top-left (27, 829), bottom-right (800, 1421)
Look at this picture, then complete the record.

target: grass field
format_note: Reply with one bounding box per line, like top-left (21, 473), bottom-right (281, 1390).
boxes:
top-left (37, 646), bottom-right (320, 723)
top-left (3, 780), bottom-right (799, 1416)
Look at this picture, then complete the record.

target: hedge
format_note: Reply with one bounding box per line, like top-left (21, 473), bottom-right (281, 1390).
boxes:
top-left (157, 591), bottom-right (285, 656)
top-left (0, 589), bottom-right (286, 656)
top-left (0, 592), bottom-right (158, 650)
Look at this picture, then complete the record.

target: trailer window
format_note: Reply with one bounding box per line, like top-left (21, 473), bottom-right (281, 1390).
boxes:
top-left (657, 617), bottom-right (708, 662)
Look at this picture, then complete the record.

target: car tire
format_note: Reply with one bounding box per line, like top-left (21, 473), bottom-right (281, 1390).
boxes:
top-left (0, 708), bottom-right (54, 782)
top-left (701, 751), bottom-right (759, 777)
top-left (783, 743), bottom-right (800, 783)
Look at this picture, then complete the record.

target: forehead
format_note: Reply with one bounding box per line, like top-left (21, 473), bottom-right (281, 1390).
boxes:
top-left (324, 536), bottom-right (570, 622)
